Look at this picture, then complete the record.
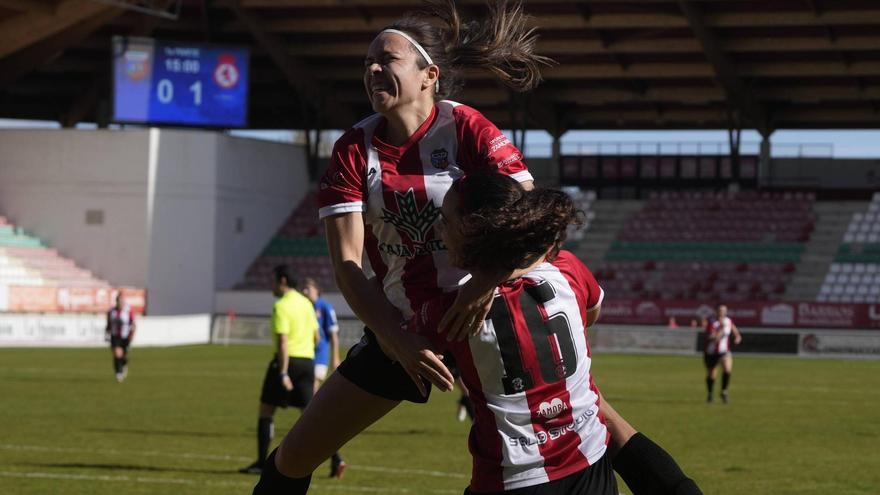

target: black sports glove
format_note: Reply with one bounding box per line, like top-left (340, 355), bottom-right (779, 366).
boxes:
top-left (612, 432), bottom-right (703, 495)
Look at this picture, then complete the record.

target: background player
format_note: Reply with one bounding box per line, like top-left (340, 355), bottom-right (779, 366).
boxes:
top-left (105, 293), bottom-right (135, 383)
top-left (240, 266), bottom-right (319, 475)
top-left (300, 277), bottom-right (345, 478)
top-left (704, 304), bottom-right (743, 403)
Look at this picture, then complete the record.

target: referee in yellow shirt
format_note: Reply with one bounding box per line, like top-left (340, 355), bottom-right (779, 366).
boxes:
top-left (241, 265), bottom-right (319, 475)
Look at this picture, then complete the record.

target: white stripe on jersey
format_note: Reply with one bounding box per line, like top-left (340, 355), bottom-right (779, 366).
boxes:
top-left (419, 103), bottom-right (469, 294)
top-left (534, 264), bottom-right (607, 472)
top-left (317, 201), bottom-right (364, 219)
top-left (468, 262), bottom-right (607, 490)
top-left (717, 316), bottom-right (733, 354)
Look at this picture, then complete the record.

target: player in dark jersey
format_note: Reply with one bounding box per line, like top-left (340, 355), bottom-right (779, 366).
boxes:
top-left (105, 294), bottom-right (135, 383)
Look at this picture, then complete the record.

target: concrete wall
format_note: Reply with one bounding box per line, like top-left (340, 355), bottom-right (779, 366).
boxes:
top-left (0, 129), bottom-right (308, 315)
top-left (213, 135), bottom-right (308, 290)
top-left (0, 130), bottom-right (151, 286)
top-left (145, 130), bottom-right (218, 315)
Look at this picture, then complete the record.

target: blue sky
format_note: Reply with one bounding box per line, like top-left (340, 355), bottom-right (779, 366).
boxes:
top-left (2, 118), bottom-right (879, 159)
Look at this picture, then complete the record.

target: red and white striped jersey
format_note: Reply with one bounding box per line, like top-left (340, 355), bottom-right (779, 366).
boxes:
top-left (413, 251), bottom-right (608, 492)
top-left (705, 316), bottom-right (733, 354)
top-left (107, 307), bottom-right (135, 339)
top-left (317, 101), bottom-right (532, 317)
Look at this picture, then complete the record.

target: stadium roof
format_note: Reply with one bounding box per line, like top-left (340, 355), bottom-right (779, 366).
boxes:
top-left (1, 0), bottom-right (880, 133)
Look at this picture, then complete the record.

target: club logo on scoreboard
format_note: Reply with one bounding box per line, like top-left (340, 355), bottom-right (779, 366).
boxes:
top-left (124, 50), bottom-right (151, 81)
top-left (214, 54), bottom-right (241, 89)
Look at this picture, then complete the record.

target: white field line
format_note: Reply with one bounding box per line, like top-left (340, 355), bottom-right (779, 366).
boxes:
top-left (0, 444), bottom-right (467, 479)
top-left (0, 471), bottom-right (461, 494)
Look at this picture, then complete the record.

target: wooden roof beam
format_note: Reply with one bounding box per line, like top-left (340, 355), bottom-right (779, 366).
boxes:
top-left (231, 10), bottom-right (880, 34)
top-left (678, 0), bottom-right (771, 135)
top-left (281, 36), bottom-right (880, 58)
top-left (0, 0), bottom-right (117, 59)
top-left (218, 0), bottom-right (356, 124)
top-left (0, 0), bottom-right (54, 13)
top-left (0, 9), bottom-right (121, 89)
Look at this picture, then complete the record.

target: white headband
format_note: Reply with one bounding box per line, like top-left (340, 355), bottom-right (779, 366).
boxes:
top-left (380, 28), bottom-right (439, 92)
top-left (381, 29), bottom-right (433, 65)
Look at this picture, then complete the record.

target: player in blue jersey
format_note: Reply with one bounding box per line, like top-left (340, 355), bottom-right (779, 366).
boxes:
top-left (301, 278), bottom-right (345, 479)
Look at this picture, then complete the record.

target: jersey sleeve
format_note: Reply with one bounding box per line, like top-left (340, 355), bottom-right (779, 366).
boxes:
top-left (559, 251), bottom-right (604, 311)
top-left (271, 303), bottom-right (290, 336)
top-left (455, 107), bottom-right (533, 183)
top-left (321, 301), bottom-right (339, 333)
top-left (317, 131), bottom-right (367, 219)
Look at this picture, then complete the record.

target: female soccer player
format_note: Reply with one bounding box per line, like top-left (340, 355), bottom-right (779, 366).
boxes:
top-left (254, 3), bottom-right (699, 494)
top-left (704, 304), bottom-right (743, 403)
top-left (256, 2), bottom-right (547, 491)
top-left (415, 173), bottom-right (702, 494)
top-left (105, 293), bottom-right (135, 383)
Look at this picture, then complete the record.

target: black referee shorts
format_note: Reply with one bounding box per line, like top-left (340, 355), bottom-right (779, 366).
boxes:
top-left (336, 327), bottom-right (431, 404)
top-left (260, 357), bottom-right (315, 409)
top-left (463, 452), bottom-right (616, 495)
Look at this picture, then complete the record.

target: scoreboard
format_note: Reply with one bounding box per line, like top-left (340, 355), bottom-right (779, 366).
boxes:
top-left (112, 37), bottom-right (249, 128)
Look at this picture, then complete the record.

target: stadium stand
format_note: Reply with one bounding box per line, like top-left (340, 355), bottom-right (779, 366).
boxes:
top-left (817, 192), bottom-right (880, 303)
top-left (0, 215), bottom-right (110, 289)
top-left (593, 191), bottom-right (815, 302)
top-left (238, 188), bottom-right (600, 291)
top-left (237, 191), bottom-right (336, 291)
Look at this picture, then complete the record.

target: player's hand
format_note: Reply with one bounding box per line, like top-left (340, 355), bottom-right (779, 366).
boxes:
top-left (734, 335), bottom-right (742, 345)
top-left (439, 281), bottom-right (495, 342)
top-left (281, 374), bottom-right (294, 391)
top-left (378, 330), bottom-right (453, 396)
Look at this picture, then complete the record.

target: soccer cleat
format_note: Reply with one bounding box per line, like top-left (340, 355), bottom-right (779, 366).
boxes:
top-left (457, 405), bottom-right (468, 422)
top-left (115, 372), bottom-right (124, 383)
top-left (720, 391), bottom-right (729, 404)
top-left (239, 461), bottom-right (263, 475)
top-left (330, 458), bottom-right (346, 479)
top-left (706, 393), bottom-right (713, 403)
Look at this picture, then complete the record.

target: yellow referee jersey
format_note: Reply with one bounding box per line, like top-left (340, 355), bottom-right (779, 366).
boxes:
top-left (271, 290), bottom-right (318, 359)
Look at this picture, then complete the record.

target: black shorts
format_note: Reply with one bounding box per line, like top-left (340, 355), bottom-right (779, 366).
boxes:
top-left (110, 336), bottom-right (130, 350)
top-left (336, 327), bottom-right (431, 404)
top-left (464, 452), bottom-right (616, 495)
top-left (703, 352), bottom-right (728, 369)
top-left (260, 357), bottom-right (315, 409)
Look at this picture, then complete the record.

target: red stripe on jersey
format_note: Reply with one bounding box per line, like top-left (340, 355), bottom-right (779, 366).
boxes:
top-left (455, 342), bottom-right (506, 493)
top-left (589, 374), bottom-right (611, 447)
top-left (513, 283), bottom-right (590, 483)
top-left (377, 136), bottom-right (443, 313)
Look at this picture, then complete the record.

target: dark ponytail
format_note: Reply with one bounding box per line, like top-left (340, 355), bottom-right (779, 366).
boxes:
top-left (385, 0), bottom-right (554, 100)
top-left (453, 174), bottom-right (582, 273)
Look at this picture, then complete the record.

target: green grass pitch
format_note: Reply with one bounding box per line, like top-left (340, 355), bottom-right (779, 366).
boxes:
top-left (1, 345), bottom-right (878, 494)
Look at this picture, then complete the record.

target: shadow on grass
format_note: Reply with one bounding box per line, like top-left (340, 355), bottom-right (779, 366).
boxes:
top-left (24, 462), bottom-right (233, 475)
top-left (87, 427), bottom-right (245, 438)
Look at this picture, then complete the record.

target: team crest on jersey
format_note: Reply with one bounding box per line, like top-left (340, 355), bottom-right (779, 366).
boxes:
top-left (430, 148), bottom-right (450, 169)
top-left (511, 377), bottom-right (525, 392)
top-left (379, 188), bottom-right (444, 258)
